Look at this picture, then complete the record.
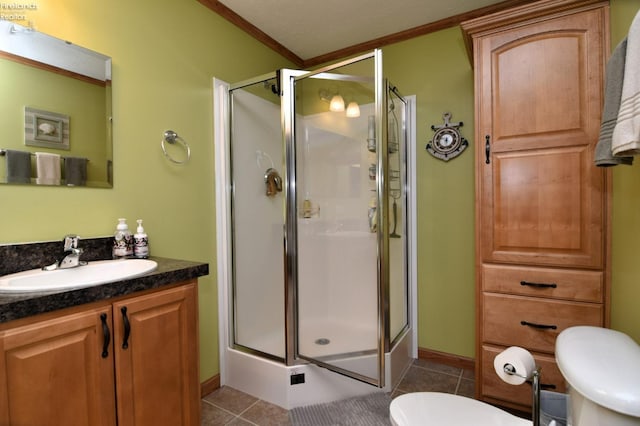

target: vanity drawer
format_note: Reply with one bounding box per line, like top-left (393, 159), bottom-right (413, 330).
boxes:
top-left (482, 264), bottom-right (603, 303)
top-left (482, 293), bottom-right (603, 353)
top-left (481, 345), bottom-right (566, 408)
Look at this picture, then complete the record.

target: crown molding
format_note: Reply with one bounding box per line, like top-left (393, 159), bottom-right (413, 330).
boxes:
top-left (199, 0), bottom-right (539, 68)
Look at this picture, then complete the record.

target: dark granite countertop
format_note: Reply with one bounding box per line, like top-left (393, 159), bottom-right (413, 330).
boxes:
top-left (0, 256), bottom-right (209, 324)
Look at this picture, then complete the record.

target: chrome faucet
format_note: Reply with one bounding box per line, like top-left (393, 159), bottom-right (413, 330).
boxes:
top-left (42, 234), bottom-right (87, 271)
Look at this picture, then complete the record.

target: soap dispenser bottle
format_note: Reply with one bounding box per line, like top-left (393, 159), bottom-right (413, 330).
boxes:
top-left (113, 218), bottom-right (133, 258)
top-left (133, 219), bottom-right (149, 259)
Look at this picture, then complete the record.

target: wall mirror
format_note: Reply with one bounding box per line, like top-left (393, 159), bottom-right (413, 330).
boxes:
top-left (0, 21), bottom-right (113, 188)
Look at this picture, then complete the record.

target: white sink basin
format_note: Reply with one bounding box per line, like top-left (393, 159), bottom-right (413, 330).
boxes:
top-left (0, 259), bottom-right (158, 293)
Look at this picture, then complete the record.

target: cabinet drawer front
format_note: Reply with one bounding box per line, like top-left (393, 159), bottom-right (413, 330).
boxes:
top-left (483, 264), bottom-right (603, 302)
top-left (483, 293), bottom-right (602, 353)
top-left (481, 345), bottom-right (566, 408)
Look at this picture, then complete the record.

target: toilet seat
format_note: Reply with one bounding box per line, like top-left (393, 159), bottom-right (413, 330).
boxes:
top-left (390, 392), bottom-right (531, 426)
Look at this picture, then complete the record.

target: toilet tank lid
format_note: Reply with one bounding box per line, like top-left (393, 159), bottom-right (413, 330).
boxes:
top-left (556, 326), bottom-right (640, 417)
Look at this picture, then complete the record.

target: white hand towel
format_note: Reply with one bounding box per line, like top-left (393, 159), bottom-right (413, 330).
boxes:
top-left (35, 152), bottom-right (61, 185)
top-left (612, 10), bottom-right (640, 156)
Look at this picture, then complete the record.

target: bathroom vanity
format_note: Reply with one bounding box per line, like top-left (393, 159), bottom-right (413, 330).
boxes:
top-left (0, 244), bottom-right (208, 426)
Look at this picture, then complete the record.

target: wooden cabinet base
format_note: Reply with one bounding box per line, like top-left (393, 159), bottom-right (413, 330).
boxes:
top-left (0, 281), bottom-right (200, 426)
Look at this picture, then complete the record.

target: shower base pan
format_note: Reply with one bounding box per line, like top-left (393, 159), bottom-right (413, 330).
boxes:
top-left (222, 328), bottom-right (412, 409)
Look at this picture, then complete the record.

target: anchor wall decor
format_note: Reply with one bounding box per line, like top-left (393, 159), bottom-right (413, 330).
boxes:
top-left (426, 112), bottom-right (468, 161)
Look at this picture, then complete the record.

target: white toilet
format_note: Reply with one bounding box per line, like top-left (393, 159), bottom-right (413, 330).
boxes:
top-left (555, 326), bottom-right (640, 426)
top-left (390, 326), bottom-right (640, 426)
top-left (390, 392), bottom-right (532, 426)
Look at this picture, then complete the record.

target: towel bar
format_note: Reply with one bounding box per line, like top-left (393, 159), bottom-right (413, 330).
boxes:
top-left (0, 149), bottom-right (89, 161)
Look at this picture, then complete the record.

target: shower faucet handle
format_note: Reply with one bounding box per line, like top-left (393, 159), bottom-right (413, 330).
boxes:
top-left (264, 168), bottom-right (283, 197)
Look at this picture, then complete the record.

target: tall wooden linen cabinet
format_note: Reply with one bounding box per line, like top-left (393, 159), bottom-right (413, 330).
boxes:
top-left (461, 0), bottom-right (611, 412)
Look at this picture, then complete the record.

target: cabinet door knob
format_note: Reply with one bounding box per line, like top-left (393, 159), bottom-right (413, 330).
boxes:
top-left (485, 135), bottom-right (491, 164)
top-left (121, 307), bottom-right (131, 349)
top-left (100, 313), bottom-right (111, 358)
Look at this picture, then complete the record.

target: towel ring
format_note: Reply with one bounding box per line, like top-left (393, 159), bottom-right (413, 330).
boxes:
top-left (161, 130), bottom-right (191, 164)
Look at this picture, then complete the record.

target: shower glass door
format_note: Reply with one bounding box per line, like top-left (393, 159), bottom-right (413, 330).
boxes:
top-left (229, 74), bottom-right (286, 360)
top-left (284, 50), bottom-right (388, 386)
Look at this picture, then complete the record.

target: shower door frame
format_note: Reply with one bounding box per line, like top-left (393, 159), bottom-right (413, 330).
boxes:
top-left (214, 49), bottom-right (418, 394)
top-left (282, 49), bottom-right (389, 387)
top-left (225, 70), bottom-right (307, 363)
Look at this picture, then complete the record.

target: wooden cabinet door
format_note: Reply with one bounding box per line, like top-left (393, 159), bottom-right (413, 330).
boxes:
top-left (476, 8), bottom-right (606, 268)
top-left (113, 282), bottom-right (200, 426)
top-left (0, 306), bottom-right (116, 426)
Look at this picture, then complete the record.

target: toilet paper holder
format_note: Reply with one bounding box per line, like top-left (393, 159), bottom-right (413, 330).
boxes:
top-left (503, 363), bottom-right (542, 426)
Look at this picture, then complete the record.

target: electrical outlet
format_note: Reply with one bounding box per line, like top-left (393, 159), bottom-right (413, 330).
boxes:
top-left (290, 373), bottom-right (305, 385)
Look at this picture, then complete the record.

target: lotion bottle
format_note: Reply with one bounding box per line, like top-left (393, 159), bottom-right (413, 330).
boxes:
top-left (113, 218), bottom-right (133, 258)
top-left (134, 219), bottom-right (149, 258)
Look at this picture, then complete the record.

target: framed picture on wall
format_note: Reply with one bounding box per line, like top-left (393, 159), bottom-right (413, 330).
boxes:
top-left (24, 106), bottom-right (70, 150)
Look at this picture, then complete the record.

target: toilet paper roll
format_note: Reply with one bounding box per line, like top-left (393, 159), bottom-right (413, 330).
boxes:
top-left (493, 346), bottom-right (536, 385)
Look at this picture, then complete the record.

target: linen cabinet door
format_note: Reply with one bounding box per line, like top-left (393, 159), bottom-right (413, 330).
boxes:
top-left (476, 7), bottom-right (606, 269)
top-left (112, 282), bottom-right (200, 426)
top-left (0, 306), bottom-right (116, 426)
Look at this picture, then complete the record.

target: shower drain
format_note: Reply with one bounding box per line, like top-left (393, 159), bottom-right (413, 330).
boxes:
top-left (315, 338), bottom-right (330, 345)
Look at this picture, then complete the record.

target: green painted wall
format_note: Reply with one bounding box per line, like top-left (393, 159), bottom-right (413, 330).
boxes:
top-left (0, 0), bottom-right (294, 381)
top-left (383, 27), bottom-right (476, 357)
top-left (1, 0), bottom-right (638, 383)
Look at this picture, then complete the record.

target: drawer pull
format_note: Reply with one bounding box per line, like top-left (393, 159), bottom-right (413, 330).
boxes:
top-left (521, 320), bottom-right (557, 330)
top-left (520, 280), bottom-right (557, 289)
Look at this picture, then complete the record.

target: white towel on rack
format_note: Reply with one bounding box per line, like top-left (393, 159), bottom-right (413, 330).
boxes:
top-left (612, 10), bottom-right (640, 156)
top-left (35, 152), bottom-right (61, 185)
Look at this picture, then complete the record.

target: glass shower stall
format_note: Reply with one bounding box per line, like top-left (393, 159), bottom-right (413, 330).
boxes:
top-left (214, 50), bottom-right (415, 408)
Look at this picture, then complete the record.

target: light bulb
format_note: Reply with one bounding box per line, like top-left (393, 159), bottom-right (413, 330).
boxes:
top-left (329, 94), bottom-right (345, 112)
top-left (346, 101), bottom-right (360, 117)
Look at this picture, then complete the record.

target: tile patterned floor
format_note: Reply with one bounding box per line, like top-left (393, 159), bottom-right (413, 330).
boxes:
top-left (200, 358), bottom-right (475, 425)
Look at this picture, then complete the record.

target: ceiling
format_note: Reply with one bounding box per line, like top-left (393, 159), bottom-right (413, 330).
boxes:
top-left (201, 0), bottom-right (534, 66)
